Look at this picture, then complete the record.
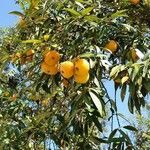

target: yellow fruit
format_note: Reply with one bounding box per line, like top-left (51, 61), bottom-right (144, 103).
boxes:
top-left (43, 34), bottom-right (50, 41)
top-left (41, 62), bottom-right (58, 75)
top-left (44, 50), bottom-right (60, 66)
top-left (60, 61), bottom-right (74, 79)
top-left (74, 73), bottom-right (89, 84)
top-left (74, 59), bottom-right (90, 76)
top-left (129, 0), bottom-right (140, 5)
top-left (104, 40), bottom-right (118, 54)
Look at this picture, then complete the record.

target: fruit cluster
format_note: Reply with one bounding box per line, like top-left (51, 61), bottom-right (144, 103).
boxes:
top-left (41, 50), bottom-right (90, 84)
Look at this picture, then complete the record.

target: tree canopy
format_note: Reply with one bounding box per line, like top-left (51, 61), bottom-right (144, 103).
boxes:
top-left (0, 0), bottom-right (150, 149)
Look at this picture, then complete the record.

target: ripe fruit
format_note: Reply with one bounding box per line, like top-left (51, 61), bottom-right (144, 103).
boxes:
top-left (129, 0), bottom-right (140, 5)
top-left (43, 34), bottom-right (50, 41)
top-left (104, 40), bottom-right (118, 54)
top-left (44, 50), bottom-right (60, 66)
top-left (41, 62), bottom-right (58, 75)
top-left (60, 61), bottom-right (74, 79)
top-left (74, 73), bottom-right (89, 84)
top-left (74, 59), bottom-right (90, 76)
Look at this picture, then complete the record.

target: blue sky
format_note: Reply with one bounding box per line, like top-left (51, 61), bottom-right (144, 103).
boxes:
top-left (0, 0), bottom-right (20, 27)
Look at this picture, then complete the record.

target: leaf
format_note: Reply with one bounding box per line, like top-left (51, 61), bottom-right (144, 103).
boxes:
top-left (108, 129), bottom-right (118, 141)
top-left (89, 91), bottom-right (103, 116)
top-left (110, 65), bottom-right (121, 78)
top-left (64, 8), bottom-right (81, 17)
top-left (143, 80), bottom-right (150, 91)
top-left (9, 11), bottom-right (24, 17)
top-left (81, 7), bottom-right (94, 16)
top-left (79, 52), bottom-right (106, 58)
top-left (121, 76), bottom-right (129, 84)
top-left (110, 10), bottom-right (128, 20)
top-left (22, 39), bottom-right (42, 44)
top-left (123, 125), bottom-right (138, 132)
top-left (119, 129), bottom-right (132, 143)
top-left (92, 116), bottom-right (103, 132)
top-left (131, 64), bottom-right (140, 81)
top-left (121, 84), bottom-right (127, 101)
top-left (84, 15), bottom-right (100, 23)
top-left (128, 95), bottom-right (134, 114)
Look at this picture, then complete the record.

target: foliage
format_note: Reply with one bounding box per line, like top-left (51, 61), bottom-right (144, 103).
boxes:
top-left (0, 0), bottom-right (150, 149)
top-left (134, 103), bottom-right (150, 149)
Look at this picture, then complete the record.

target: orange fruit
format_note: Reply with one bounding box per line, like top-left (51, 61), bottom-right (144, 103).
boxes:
top-left (104, 40), bottom-right (118, 54)
top-left (44, 50), bottom-right (60, 65)
top-left (74, 59), bottom-right (90, 76)
top-left (129, 0), bottom-right (140, 5)
top-left (74, 73), bottom-right (89, 84)
top-left (41, 62), bottom-right (58, 75)
top-left (60, 61), bottom-right (74, 79)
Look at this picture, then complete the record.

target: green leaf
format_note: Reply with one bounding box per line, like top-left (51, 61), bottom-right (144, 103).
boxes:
top-left (84, 15), bottom-right (100, 23)
top-left (119, 129), bottom-right (132, 143)
top-left (121, 76), bottom-right (129, 84)
top-left (121, 84), bottom-right (127, 101)
top-left (64, 8), bottom-right (81, 17)
top-left (9, 11), bottom-right (24, 17)
top-left (110, 10), bottom-right (128, 20)
top-left (22, 39), bottom-right (42, 44)
top-left (143, 80), bottom-right (150, 91)
top-left (131, 64), bottom-right (140, 81)
top-left (108, 129), bottom-right (118, 141)
top-left (81, 7), bottom-right (94, 16)
top-left (123, 125), bottom-right (138, 132)
top-left (79, 52), bottom-right (106, 58)
top-left (89, 91), bottom-right (104, 116)
top-left (110, 65), bottom-right (121, 78)
top-left (92, 116), bottom-right (103, 132)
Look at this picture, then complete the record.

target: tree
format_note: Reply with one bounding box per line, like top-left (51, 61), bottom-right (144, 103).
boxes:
top-left (134, 103), bottom-right (150, 149)
top-left (0, 0), bottom-right (150, 149)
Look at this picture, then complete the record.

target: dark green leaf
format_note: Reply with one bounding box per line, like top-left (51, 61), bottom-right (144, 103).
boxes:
top-left (123, 125), bottom-right (138, 132)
